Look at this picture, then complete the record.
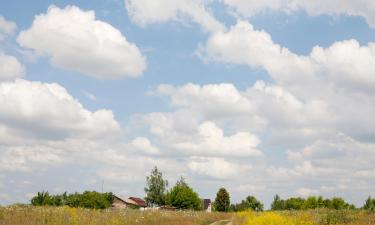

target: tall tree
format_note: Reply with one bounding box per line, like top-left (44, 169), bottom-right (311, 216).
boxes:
top-left (214, 187), bottom-right (230, 212)
top-left (144, 166), bottom-right (168, 206)
top-left (165, 177), bottom-right (201, 210)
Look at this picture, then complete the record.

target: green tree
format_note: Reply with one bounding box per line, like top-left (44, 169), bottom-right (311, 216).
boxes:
top-left (232, 195), bottom-right (263, 212)
top-left (144, 166), bottom-right (168, 206)
top-left (363, 196), bottom-right (375, 211)
top-left (30, 191), bottom-right (114, 209)
top-left (214, 188), bottom-right (230, 212)
top-left (31, 191), bottom-right (52, 206)
top-left (165, 177), bottom-right (201, 210)
top-left (271, 194), bottom-right (285, 210)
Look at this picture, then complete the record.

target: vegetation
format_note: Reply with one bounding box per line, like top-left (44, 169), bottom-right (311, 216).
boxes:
top-left (363, 196), bottom-right (375, 211)
top-left (144, 166), bottom-right (169, 207)
top-left (165, 177), bottom-right (202, 210)
top-left (214, 188), bottom-right (230, 212)
top-left (230, 195), bottom-right (263, 212)
top-left (0, 205), bottom-right (232, 225)
top-left (233, 210), bottom-right (375, 225)
top-left (271, 195), bottom-right (355, 210)
top-left (30, 191), bottom-right (114, 209)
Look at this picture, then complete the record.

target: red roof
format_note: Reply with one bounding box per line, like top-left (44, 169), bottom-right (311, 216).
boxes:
top-left (129, 197), bottom-right (147, 207)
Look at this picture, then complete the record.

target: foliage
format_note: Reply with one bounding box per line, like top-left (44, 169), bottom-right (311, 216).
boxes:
top-left (144, 166), bottom-right (169, 206)
top-left (0, 205), bottom-right (232, 225)
top-left (230, 195), bottom-right (263, 212)
top-left (271, 195), bottom-right (355, 210)
top-left (233, 210), bottom-right (375, 225)
top-left (30, 191), bottom-right (114, 209)
top-left (363, 196), bottom-right (375, 211)
top-left (165, 177), bottom-right (202, 210)
top-left (214, 188), bottom-right (230, 212)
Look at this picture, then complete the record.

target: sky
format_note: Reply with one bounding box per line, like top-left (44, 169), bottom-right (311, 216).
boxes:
top-left (0, 0), bottom-right (375, 208)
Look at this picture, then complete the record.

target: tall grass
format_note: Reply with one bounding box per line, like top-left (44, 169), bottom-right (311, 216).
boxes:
top-left (0, 205), bottom-right (231, 225)
top-left (232, 210), bottom-right (375, 225)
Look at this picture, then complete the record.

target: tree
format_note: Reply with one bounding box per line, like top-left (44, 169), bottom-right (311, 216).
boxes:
top-left (144, 166), bottom-right (168, 206)
top-left (30, 191), bottom-right (114, 209)
top-left (271, 194), bottom-right (285, 210)
top-left (231, 195), bottom-right (263, 212)
top-left (165, 177), bottom-right (201, 210)
top-left (214, 188), bottom-right (230, 212)
top-left (363, 196), bottom-right (375, 211)
top-left (31, 191), bottom-right (52, 206)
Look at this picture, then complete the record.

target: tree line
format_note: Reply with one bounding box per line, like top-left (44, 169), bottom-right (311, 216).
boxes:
top-left (30, 191), bottom-right (114, 209)
top-left (144, 166), bottom-right (375, 212)
top-left (29, 166), bottom-right (375, 211)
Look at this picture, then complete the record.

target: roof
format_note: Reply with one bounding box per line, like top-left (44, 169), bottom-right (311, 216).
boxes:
top-left (129, 197), bottom-right (147, 207)
top-left (113, 195), bottom-right (127, 204)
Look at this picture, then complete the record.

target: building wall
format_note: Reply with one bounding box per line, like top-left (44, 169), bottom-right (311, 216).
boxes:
top-left (112, 197), bottom-right (127, 209)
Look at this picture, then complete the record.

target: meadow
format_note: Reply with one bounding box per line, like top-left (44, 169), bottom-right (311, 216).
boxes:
top-left (232, 210), bottom-right (375, 225)
top-left (1, 205), bottom-right (375, 225)
top-left (0, 205), bottom-right (231, 225)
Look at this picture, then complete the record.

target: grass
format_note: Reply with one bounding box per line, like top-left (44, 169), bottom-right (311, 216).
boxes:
top-left (0, 205), bottom-right (231, 225)
top-left (232, 210), bottom-right (375, 225)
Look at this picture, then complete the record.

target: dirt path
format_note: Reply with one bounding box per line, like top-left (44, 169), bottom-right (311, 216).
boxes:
top-left (209, 220), bottom-right (232, 225)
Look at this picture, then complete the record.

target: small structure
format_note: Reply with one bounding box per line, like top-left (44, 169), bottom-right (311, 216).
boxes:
top-left (126, 197), bottom-right (148, 209)
top-left (112, 195), bottom-right (128, 209)
top-left (112, 195), bottom-right (148, 209)
top-left (202, 199), bottom-right (212, 212)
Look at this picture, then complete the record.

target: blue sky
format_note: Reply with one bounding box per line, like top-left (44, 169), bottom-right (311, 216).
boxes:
top-left (1, 0), bottom-right (375, 208)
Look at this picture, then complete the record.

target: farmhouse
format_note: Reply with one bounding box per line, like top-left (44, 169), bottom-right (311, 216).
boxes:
top-left (112, 195), bottom-right (147, 209)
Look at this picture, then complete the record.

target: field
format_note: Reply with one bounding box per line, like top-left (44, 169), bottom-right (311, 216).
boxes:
top-left (1, 206), bottom-right (375, 225)
top-left (232, 210), bottom-right (375, 225)
top-left (0, 205), bottom-right (231, 225)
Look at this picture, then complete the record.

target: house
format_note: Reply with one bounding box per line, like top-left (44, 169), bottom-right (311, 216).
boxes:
top-left (112, 195), bottom-right (128, 209)
top-left (202, 199), bottom-right (212, 212)
top-left (126, 197), bottom-right (148, 208)
top-left (112, 195), bottom-right (148, 209)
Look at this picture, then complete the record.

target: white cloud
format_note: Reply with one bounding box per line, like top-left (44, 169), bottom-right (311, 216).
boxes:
top-left (17, 5), bottom-right (146, 79)
top-left (0, 53), bottom-right (25, 81)
top-left (130, 137), bottom-right (160, 155)
top-left (296, 187), bottom-right (318, 197)
top-left (199, 21), bottom-right (375, 89)
top-left (0, 146), bottom-right (63, 172)
top-left (0, 79), bottom-right (119, 140)
top-left (157, 83), bottom-right (253, 118)
top-left (198, 21), bottom-right (315, 86)
top-left (0, 15), bottom-right (17, 37)
top-left (173, 121), bottom-right (261, 157)
top-left (125, 0), bottom-right (225, 32)
top-left (188, 157), bottom-right (249, 179)
top-left (223, 0), bottom-right (375, 28)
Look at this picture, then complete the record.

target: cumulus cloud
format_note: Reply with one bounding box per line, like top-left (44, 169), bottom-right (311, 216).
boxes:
top-left (0, 79), bottom-right (119, 140)
top-left (0, 15), bottom-right (17, 38)
top-left (130, 137), bottom-right (160, 155)
top-left (0, 53), bottom-right (25, 81)
top-left (125, 0), bottom-right (225, 32)
top-left (173, 121), bottom-right (261, 157)
top-left (157, 83), bottom-right (253, 118)
top-left (188, 157), bottom-right (250, 179)
top-left (17, 5), bottom-right (146, 79)
top-left (223, 0), bottom-right (375, 28)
